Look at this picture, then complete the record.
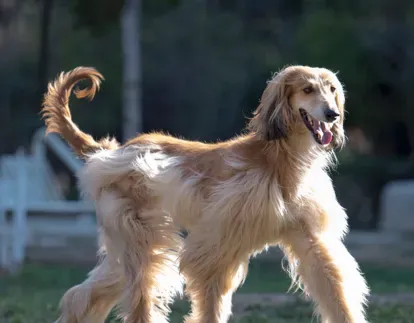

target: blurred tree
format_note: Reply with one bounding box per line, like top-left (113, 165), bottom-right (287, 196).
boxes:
top-left (0, 0), bottom-right (22, 26)
top-left (121, 0), bottom-right (142, 140)
top-left (37, 0), bottom-right (54, 113)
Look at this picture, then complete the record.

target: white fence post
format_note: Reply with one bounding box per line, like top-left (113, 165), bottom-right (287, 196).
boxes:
top-left (11, 147), bottom-right (28, 269)
top-left (0, 181), bottom-right (8, 268)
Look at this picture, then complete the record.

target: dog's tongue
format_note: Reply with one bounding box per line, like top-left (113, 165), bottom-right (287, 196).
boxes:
top-left (320, 122), bottom-right (333, 145)
top-left (313, 121), bottom-right (333, 145)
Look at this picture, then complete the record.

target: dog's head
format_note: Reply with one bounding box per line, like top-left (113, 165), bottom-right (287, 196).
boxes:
top-left (248, 65), bottom-right (345, 150)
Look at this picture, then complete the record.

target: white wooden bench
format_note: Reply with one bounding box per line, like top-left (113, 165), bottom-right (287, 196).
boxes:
top-left (0, 129), bottom-right (96, 272)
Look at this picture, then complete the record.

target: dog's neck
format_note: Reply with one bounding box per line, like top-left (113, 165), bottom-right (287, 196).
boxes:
top-left (276, 134), bottom-right (333, 200)
top-left (241, 132), bottom-right (331, 167)
top-left (287, 132), bottom-right (332, 165)
top-left (235, 132), bottom-right (334, 201)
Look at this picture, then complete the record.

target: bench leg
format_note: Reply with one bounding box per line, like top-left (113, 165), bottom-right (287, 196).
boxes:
top-left (0, 208), bottom-right (8, 269)
top-left (11, 207), bottom-right (27, 271)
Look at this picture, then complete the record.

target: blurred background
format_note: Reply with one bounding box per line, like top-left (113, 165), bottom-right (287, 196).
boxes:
top-left (1, 0), bottom-right (414, 322)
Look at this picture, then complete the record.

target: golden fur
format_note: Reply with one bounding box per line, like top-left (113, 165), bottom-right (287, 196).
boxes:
top-left (41, 65), bottom-right (369, 323)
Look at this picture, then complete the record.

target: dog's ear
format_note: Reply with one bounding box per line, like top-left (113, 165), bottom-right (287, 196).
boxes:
top-left (248, 68), bottom-right (294, 141)
top-left (331, 83), bottom-right (346, 149)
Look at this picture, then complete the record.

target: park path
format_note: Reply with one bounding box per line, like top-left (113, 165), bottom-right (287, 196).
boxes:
top-left (232, 292), bottom-right (414, 312)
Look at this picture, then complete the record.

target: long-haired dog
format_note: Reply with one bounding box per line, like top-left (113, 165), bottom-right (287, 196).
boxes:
top-left (41, 65), bottom-right (369, 323)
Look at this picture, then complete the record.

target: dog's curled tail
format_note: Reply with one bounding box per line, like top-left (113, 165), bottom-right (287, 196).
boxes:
top-left (41, 66), bottom-right (120, 158)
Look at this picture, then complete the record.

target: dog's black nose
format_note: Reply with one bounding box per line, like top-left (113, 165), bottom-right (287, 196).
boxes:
top-left (324, 109), bottom-right (340, 122)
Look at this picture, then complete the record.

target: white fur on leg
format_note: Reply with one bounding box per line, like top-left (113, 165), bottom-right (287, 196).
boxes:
top-left (283, 231), bottom-right (369, 323)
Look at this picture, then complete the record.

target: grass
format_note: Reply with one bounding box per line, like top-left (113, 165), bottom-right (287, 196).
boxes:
top-left (1, 260), bottom-right (414, 322)
top-left (241, 259), bottom-right (414, 294)
top-left (230, 302), bottom-right (414, 323)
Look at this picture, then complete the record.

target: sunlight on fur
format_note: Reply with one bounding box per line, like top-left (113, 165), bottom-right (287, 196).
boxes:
top-left (41, 65), bottom-right (369, 323)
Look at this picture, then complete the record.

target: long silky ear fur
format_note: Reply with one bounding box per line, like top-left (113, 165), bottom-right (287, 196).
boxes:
top-left (248, 69), bottom-right (293, 141)
top-left (331, 83), bottom-right (346, 150)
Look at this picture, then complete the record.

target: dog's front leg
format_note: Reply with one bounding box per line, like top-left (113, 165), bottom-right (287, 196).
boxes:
top-left (282, 223), bottom-right (369, 323)
top-left (180, 229), bottom-right (249, 323)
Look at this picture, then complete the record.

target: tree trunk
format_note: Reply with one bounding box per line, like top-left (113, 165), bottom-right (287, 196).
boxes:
top-left (121, 0), bottom-right (142, 141)
top-left (37, 0), bottom-right (54, 108)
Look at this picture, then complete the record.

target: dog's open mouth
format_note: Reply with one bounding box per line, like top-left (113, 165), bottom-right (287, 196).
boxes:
top-left (299, 108), bottom-right (333, 146)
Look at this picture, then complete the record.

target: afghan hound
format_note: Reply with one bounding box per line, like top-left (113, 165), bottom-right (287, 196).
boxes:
top-left (41, 65), bottom-right (369, 323)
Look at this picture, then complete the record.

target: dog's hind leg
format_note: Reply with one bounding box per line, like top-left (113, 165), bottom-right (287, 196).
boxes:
top-left (97, 189), bottom-right (183, 323)
top-left (56, 256), bottom-right (123, 323)
top-left (281, 224), bottom-right (369, 323)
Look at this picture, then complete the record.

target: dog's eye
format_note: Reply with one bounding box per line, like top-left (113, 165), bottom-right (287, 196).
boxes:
top-left (330, 86), bottom-right (336, 93)
top-left (303, 87), bottom-right (313, 94)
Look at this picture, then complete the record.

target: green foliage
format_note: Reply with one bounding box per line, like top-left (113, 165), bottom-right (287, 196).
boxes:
top-left (69, 0), bottom-right (184, 35)
top-left (69, 0), bottom-right (124, 36)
